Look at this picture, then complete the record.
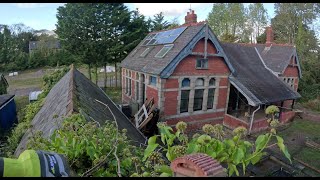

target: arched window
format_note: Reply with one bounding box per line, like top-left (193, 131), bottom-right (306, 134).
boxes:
top-left (209, 78), bottom-right (216, 86)
top-left (182, 78), bottom-right (190, 87)
top-left (180, 78), bottom-right (191, 113)
top-left (194, 78), bottom-right (205, 111)
top-left (195, 78), bottom-right (204, 87)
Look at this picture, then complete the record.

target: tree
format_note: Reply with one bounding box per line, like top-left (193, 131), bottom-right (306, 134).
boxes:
top-left (272, 3), bottom-right (319, 44)
top-left (56, 3), bottom-right (103, 81)
top-left (167, 17), bottom-right (180, 29)
top-left (151, 12), bottom-right (170, 31)
top-left (248, 3), bottom-right (268, 43)
top-left (207, 3), bottom-right (247, 42)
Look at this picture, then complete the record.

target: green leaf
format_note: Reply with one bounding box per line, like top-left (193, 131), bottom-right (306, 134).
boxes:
top-left (228, 163), bottom-right (239, 176)
top-left (159, 172), bottom-right (171, 177)
top-left (154, 165), bottom-right (173, 175)
top-left (209, 151), bottom-right (217, 158)
top-left (142, 172), bottom-right (151, 177)
top-left (276, 136), bottom-right (292, 163)
top-left (244, 141), bottom-right (252, 147)
top-left (250, 153), bottom-right (263, 165)
top-left (166, 151), bottom-right (173, 161)
top-left (186, 143), bottom-right (199, 154)
top-left (86, 146), bottom-right (95, 159)
top-left (72, 138), bottom-right (76, 149)
top-left (232, 148), bottom-right (244, 164)
top-left (142, 144), bottom-right (158, 161)
top-left (148, 135), bottom-right (157, 145)
top-left (255, 134), bottom-right (267, 152)
top-left (225, 139), bottom-right (235, 148)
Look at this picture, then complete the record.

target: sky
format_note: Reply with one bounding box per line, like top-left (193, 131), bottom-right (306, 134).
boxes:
top-left (0, 3), bottom-right (276, 31)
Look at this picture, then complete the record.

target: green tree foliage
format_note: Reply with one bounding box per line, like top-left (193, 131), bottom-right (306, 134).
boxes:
top-left (207, 3), bottom-right (247, 42)
top-left (0, 23), bottom-right (73, 72)
top-left (151, 12), bottom-right (171, 31)
top-left (271, 3), bottom-right (320, 111)
top-left (248, 3), bottom-right (268, 43)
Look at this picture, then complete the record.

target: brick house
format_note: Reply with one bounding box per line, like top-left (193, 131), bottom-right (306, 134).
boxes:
top-left (120, 10), bottom-right (301, 133)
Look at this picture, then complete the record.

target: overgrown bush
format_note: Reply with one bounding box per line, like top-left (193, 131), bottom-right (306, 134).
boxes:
top-left (27, 114), bottom-right (144, 177)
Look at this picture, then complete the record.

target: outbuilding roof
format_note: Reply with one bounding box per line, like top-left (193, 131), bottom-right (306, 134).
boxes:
top-left (15, 67), bottom-right (146, 156)
top-left (0, 94), bottom-right (14, 109)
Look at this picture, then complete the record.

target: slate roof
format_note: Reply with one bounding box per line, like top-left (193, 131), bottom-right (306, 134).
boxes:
top-left (29, 40), bottom-right (61, 51)
top-left (221, 43), bottom-right (301, 106)
top-left (0, 94), bottom-right (14, 108)
top-left (254, 44), bottom-right (301, 76)
top-left (121, 23), bottom-right (205, 75)
top-left (15, 67), bottom-right (146, 156)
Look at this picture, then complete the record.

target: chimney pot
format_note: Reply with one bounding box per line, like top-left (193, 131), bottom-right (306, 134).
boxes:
top-left (184, 10), bottom-right (197, 25)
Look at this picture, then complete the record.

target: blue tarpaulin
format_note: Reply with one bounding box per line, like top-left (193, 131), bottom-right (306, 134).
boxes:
top-left (0, 95), bottom-right (17, 132)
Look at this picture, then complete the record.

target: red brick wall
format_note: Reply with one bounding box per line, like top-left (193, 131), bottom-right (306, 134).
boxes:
top-left (223, 114), bottom-right (269, 133)
top-left (163, 91), bottom-right (178, 116)
top-left (251, 118), bottom-right (269, 133)
top-left (217, 88), bottom-right (228, 109)
top-left (223, 114), bottom-right (248, 129)
top-left (192, 38), bottom-right (218, 54)
top-left (161, 38), bottom-right (230, 131)
top-left (280, 111), bottom-right (296, 123)
top-left (164, 78), bottom-right (179, 89)
top-left (166, 111), bottom-right (225, 132)
top-left (172, 56), bottom-right (229, 76)
top-left (283, 66), bottom-right (299, 77)
top-left (146, 86), bottom-right (159, 108)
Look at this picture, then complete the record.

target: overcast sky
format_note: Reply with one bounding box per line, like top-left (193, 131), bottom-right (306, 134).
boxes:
top-left (0, 3), bottom-right (276, 31)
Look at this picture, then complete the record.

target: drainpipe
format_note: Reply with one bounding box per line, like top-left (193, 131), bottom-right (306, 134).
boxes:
top-left (249, 105), bottom-right (260, 135)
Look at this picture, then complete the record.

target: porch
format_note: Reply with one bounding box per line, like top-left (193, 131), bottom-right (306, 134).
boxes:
top-left (223, 85), bottom-right (297, 133)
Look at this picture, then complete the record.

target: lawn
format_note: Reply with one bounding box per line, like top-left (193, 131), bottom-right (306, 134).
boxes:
top-left (277, 118), bottom-right (320, 174)
top-left (5, 67), bottom-right (56, 92)
top-left (104, 87), bottom-right (122, 104)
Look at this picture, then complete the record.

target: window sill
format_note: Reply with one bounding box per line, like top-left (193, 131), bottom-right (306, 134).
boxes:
top-left (196, 67), bottom-right (209, 70)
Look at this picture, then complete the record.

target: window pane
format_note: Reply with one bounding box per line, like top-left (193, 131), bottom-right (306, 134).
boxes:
top-left (207, 88), bottom-right (215, 109)
top-left (193, 89), bottom-right (204, 111)
top-left (195, 78), bottom-right (204, 87)
top-left (180, 90), bottom-right (190, 113)
top-left (150, 76), bottom-right (157, 86)
top-left (182, 78), bottom-right (190, 87)
top-left (140, 48), bottom-right (152, 57)
top-left (209, 78), bottom-right (216, 86)
top-left (196, 58), bottom-right (208, 68)
top-left (155, 44), bottom-right (173, 58)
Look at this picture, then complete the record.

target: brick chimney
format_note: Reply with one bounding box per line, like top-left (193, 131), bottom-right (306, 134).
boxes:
top-left (184, 10), bottom-right (197, 25)
top-left (266, 26), bottom-right (274, 46)
top-left (171, 153), bottom-right (226, 177)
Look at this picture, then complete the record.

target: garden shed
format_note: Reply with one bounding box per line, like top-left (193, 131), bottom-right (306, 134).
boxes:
top-left (0, 94), bottom-right (17, 132)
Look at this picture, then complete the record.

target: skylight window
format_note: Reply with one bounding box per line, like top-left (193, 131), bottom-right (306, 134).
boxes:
top-left (140, 47), bottom-right (152, 57)
top-left (155, 44), bottom-right (174, 58)
top-left (142, 33), bottom-right (157, 46)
